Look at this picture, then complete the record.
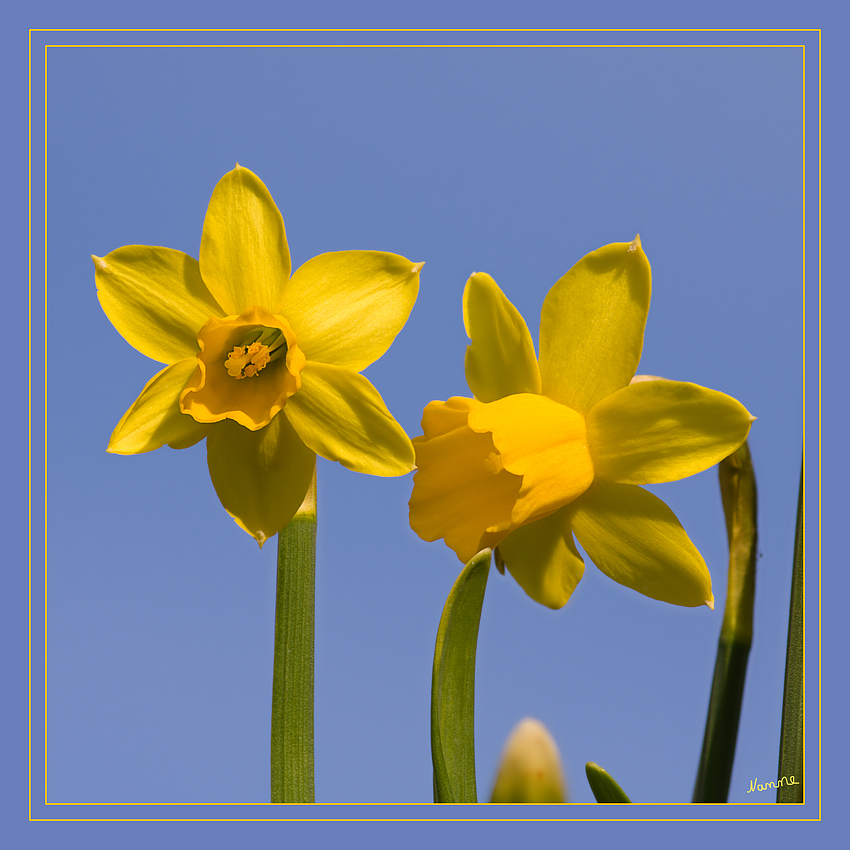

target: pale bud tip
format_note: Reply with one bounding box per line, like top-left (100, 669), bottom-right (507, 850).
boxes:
top-left (490, 718), bottom-right (567, 804)
top-left (705, 595), bottom-right (715, 611)
top-left (411, 261), bottom-right (425, 275)
top-left (628, 234), bottom-right (642, 252)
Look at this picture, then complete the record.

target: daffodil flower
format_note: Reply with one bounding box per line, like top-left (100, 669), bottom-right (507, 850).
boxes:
top-left (95, 165), bottom-right (422, 545)
top-left (409, 237), bottom-right (754, 609)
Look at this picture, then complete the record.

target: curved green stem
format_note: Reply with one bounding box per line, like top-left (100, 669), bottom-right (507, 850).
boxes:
top-left (693, 441), bottom-right (757, 802)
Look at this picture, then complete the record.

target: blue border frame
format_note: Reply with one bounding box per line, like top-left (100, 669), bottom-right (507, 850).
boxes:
top-left (16, 22), bottom-right (830, 847)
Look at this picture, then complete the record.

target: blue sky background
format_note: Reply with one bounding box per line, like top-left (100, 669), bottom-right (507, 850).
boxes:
top-left (25, 27), bottom-right (825, 832)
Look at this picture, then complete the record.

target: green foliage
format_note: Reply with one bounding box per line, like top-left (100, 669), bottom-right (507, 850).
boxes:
top-left (431, 549), bottom-right (492, 803)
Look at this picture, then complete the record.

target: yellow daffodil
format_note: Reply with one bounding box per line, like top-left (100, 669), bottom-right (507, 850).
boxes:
top-left (409, 237), bottom-right (754, 609)
top-left (96, 165), bottom-right (422, 545)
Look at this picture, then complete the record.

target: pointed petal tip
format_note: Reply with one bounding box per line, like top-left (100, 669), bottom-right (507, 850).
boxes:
top-left (705, 595), bottom-right (715, 610)
top-left (629, 234), bottom-right (642, 252)
top-left (92, 254), bottom-right (107, 269)
top-left (467, 270), bottom-right (493, 283)
top-left (384, 459), bottom-right (417, 477)
top-left (255, 530), bottom-right (268, 548)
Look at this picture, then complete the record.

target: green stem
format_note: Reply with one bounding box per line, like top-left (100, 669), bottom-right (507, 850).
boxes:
top-left (431, 549), bottom-right (491, 803)
top-left (270, 470), bottom-right (317, 803)
top-left (777, 461), bottom-right (804, 802)
top-left (693, 440), bottom-right (757, 802)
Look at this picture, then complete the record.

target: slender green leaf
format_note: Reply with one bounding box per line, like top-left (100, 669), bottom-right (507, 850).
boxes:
top-left (585, 761), bottom-right (632, 803)
top-left (693, 440), bottom-right (757, 802)
top-left (777, 461), bottom-right (804, 803)
top-left (431, 549), bottom-right (491, 803)
top-left (270, 474), bottom-right (317, 803)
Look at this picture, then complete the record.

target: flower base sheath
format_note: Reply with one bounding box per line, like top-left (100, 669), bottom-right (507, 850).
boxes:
top-left (96, 164), bottom-right (422, 545)
top-left (409, 238), bottom-right (754, 610)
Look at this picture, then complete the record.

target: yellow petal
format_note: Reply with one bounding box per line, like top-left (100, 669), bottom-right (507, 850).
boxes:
top-left (569, 479), bottom-right (714, 608)
top-left (179, 306), bottom-right (305, 431)
top-left (282, 251), bottom-right (421, 371)
top-left (199, 165), bottom-right (291, 315)
top-left (283, 361), bottom-right (415, 476)
top-left (539, 237), bottom-right (651, 414)
top-left (462, 272), bottom-right (542, 402)
top-left (409, 397), bottom-right (521, 563)
top-left (467, 393), bottom-right (594, 527)
top-left (588, 380), bottom-right (755, 484)
top-left (94, 247), bottom-right (224, 364)
top-left (497, 508), bottom-right (585, 609)
top-left (107, 359), bottom-right (211, 454)
top-left (206, 414), bottom-right (316, 546)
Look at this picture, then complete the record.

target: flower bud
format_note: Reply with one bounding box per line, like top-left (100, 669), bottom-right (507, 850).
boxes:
top-left (490, 718), bottom-right (567, 803)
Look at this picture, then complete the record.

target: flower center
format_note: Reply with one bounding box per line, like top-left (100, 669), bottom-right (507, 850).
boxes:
top-left (224, 327), bottom-right (288, 380)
